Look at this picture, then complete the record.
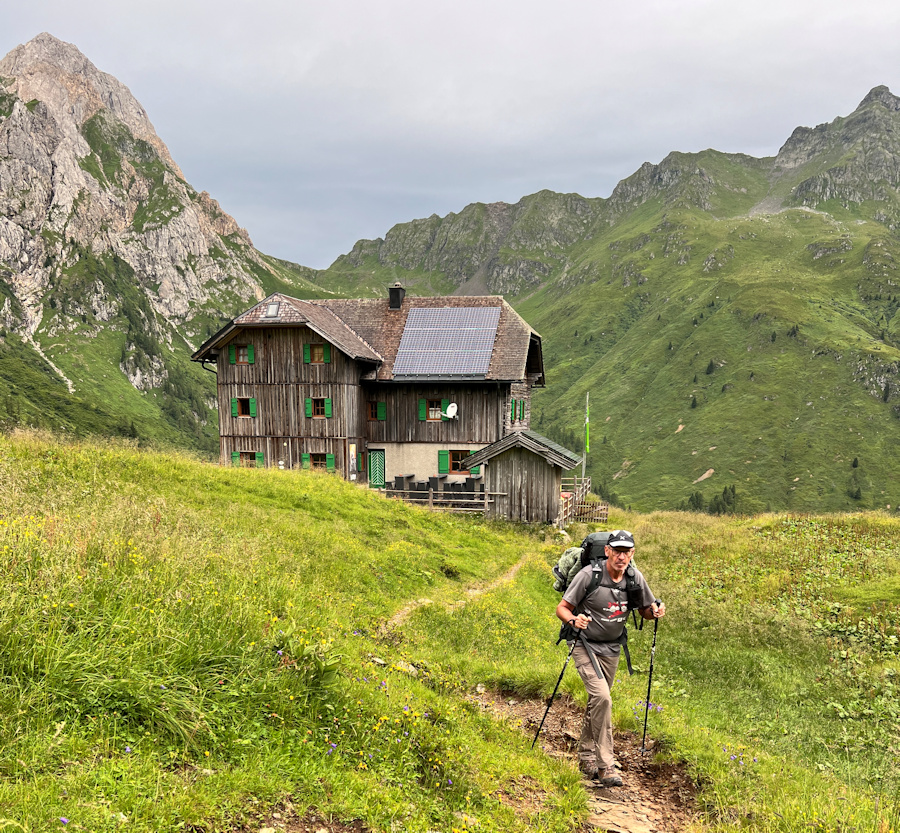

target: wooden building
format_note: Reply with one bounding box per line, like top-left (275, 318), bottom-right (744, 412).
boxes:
top-left (191, 284), bottom-right (550, 488)
top-left (462, 430), bottom-right (581, 524)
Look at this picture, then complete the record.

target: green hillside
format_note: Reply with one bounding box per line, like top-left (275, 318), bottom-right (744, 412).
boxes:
top-left (314, 91), bottom-right (900, 513)
top-left (1, 431), bottom-right (899, 831)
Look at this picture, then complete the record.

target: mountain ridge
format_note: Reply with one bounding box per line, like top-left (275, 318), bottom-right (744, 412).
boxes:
top-left (2, 31), bottom-right (899, 511)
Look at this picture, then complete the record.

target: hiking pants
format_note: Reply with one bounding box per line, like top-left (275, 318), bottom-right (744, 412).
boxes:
top-left (572, 645), bottom-right (620, 770)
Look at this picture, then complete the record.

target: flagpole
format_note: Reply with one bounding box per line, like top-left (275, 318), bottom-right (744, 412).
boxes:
top-left (582, 392), bottom-right (589, 480)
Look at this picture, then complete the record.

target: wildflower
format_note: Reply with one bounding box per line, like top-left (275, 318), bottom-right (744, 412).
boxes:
top-left (124, 746), bottom-right (132, 753)
top-left (60, 820), bottom-right (69, 825)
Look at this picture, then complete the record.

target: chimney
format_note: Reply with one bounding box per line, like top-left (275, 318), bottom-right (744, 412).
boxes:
top-left (388, 282), bottom-right (406, 310)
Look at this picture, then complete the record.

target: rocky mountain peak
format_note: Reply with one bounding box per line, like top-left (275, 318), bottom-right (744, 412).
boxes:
top-left (858, 85), bottom-right (900, 113)
top-left (0, 32), bottom-right (181, 176)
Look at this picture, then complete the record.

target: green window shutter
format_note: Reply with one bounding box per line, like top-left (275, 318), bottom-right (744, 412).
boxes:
top-left (305, 398), bottom-right (312, 418)
top-left (247, 344), bottom-right (255, 364)
top-left (231, 451), bottom-right (240, 467)
top-left (229, 344), bottom-right (236, 364)
top-left (301, 453), bottom-right (311, 469)
top-left (326, 453), bottom-right (335, 472)
top-left (231, 398), bottom-right (238, 418)
top-left (438, 449), bottom-right (450, 474)
top-left (325, 398), bottom-right (333, 418)
top-left (249, 398), bottom-right (257, 418)
top-left (469, 450), bottom-right (480, 476)
top-left (418, 398), bottom-right (427, 421)
top-left (376, 401), bottom-right (386, 421)
top-left (323, 344), bottom-right (331, 363)
top-left (441, 398), bottom-right (450, 421)
top-left (519, 399), bottom-right (525, 421)
top-left (255, 451), bottom-right (264, 467)
top-left (303, 343), bottom-right (311, 363)
top-left (511, 399), bottom-right (516, 422)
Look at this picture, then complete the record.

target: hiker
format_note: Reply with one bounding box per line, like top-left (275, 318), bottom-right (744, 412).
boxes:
top-left (555, 529), bottom-right (665, 787)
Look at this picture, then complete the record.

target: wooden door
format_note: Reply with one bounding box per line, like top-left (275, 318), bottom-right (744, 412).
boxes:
top-left (369, 449), bottom-right (385, 488)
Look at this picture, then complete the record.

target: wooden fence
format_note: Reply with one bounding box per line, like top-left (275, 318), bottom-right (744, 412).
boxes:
top-left (559, 477), bottom-right (609, 527)
top-left (381, 484), bottom-right (506, 514)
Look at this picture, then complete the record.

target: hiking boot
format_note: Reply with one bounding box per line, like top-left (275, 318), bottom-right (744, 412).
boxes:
top-left (578, 759), bottom-right (599, 779)
top-left (596, 768), bottom-right (623, 788)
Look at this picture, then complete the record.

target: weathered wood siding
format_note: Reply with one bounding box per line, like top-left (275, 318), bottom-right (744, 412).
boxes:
top-left (484, 447), bottom-right (561, 523)
top-left (362, 383), bottom-right (511, 444)
top-left (216, 327), bottom-right (367, 475)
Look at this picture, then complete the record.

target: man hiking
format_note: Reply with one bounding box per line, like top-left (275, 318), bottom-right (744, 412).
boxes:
top-left (555, 529), bottom-right (665, 787)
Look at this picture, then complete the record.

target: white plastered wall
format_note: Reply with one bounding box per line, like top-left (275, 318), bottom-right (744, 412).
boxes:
top-left (369, 442), bottom-right (486, 484)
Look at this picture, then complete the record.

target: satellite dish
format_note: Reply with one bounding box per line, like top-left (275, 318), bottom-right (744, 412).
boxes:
top-left (443, 402), bottom-right (458, 419)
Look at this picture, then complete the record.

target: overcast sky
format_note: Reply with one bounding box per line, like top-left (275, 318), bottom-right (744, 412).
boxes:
top-left (5, 1), bottom-right (900, 268)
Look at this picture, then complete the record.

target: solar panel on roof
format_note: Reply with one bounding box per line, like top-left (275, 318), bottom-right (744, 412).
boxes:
top-left (393, 307), bottom-right (501, 377)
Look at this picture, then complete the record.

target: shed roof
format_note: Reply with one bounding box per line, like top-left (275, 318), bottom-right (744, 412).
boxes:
top-left (192, 291), bottom-right (544, 384)
top-left (463, 429), bottom-right (581, 470)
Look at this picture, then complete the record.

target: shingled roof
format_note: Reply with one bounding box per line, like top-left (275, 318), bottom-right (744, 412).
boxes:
top-left (192, 291), bottom-right (544, 384)
top-left (462, 429), bottom-right (581, 470)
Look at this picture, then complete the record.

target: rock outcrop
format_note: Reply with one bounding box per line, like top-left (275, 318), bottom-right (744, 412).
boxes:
top-left (0, 33), bottom-right (274, 357)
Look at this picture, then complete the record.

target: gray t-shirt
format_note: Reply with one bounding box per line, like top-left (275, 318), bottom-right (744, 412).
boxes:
top-left (562, 561), bottom-right (656, 655)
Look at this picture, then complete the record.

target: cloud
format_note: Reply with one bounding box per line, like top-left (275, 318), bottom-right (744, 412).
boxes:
top-left (4, 0), bottom-right (900, 267)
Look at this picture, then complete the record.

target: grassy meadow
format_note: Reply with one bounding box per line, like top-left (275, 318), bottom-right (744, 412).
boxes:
top-left (0, 431), bottom-right (899, 832)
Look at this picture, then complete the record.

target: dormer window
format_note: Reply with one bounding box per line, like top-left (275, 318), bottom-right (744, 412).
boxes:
top-left (263, 302), bottom-right (280, 318)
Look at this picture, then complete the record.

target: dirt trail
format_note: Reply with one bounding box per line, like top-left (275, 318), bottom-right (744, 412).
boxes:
top-left (470, 690), bottom-right (697, 832)
top-left (380, 551), bottom-right (530, 633)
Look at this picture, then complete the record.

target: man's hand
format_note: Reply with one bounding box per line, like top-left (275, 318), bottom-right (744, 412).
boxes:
top-left (571, 613), bottom-right (592, 630)
top-left (651, 601), bottom-right (666, 619)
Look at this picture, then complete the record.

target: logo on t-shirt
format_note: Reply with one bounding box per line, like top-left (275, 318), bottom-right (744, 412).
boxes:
top-left (605, 600), bottom-right (627, 620)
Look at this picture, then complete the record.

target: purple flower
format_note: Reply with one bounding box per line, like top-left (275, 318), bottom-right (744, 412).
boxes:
top-left (60, 820), bottom-right (69, 826)
top-left (124, 746), bottom-right (132, 753)
top-left (277, 650), bottom-right (283, 656)
top-left (448, 779), bottom-right (452, 785)
top-left (730, 755), bottom-right (736, 760)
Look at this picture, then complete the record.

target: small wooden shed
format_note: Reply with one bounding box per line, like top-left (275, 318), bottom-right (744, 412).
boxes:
top-left (463, 429), bottom-right (580, 524)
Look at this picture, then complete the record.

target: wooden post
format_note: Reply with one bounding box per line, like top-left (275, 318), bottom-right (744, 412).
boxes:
top-left (429, 484), bottom-right (434, 508)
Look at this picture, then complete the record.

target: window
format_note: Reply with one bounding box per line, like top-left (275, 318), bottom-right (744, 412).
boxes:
top-left (231, 451), bottom-right (264, 467)
top-left (368, 401), bottom-right (386, 421)
top-left (448, 450), bottom-right (480, 476)
top-left (263, 302), bottom-right (280, 318)
top-left (449, 450), bottom-right (470, 472)
top-left (302, 453), bottom-right (335, 472)
top-left (305, 397), bottom-right (333, 418)
top-left (419, 398), bottom-right (449, 421)
top-left (231, 397), bottom-right (257, 418)
top-left (304, 343), bottom-right (331, 363)
top-left (228, 344), bottom-right (254, 364)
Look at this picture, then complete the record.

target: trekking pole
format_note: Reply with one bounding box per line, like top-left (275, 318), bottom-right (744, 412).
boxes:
top-left (640, 602), bottom-right (662, 755)
top-left (531, 639), bottom-right (577, 749)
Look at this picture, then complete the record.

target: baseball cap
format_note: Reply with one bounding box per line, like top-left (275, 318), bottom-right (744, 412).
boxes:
top-left (606, 530), bottom-right (635, 549)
